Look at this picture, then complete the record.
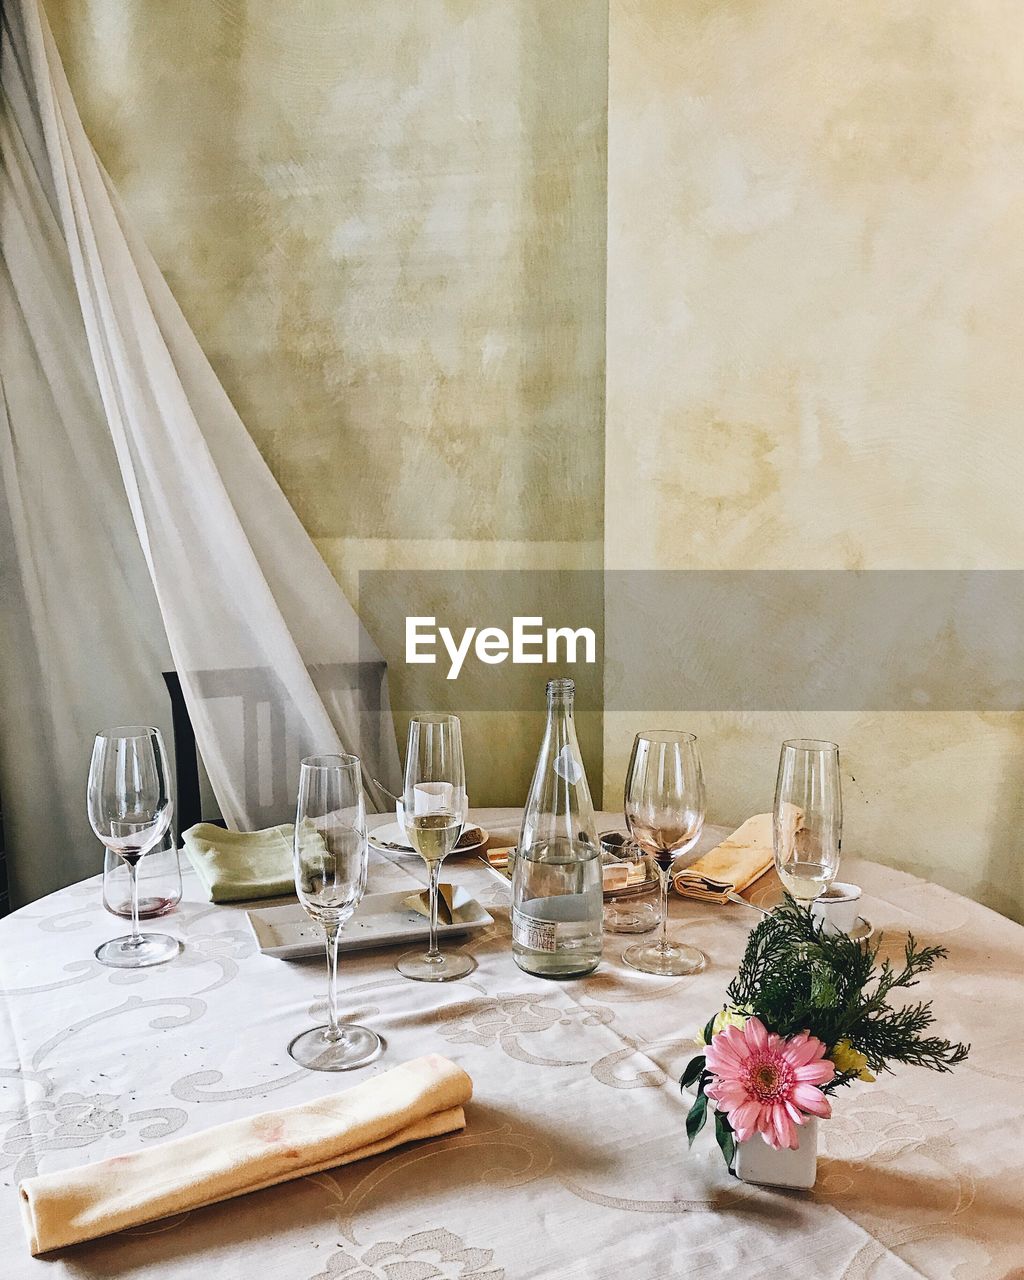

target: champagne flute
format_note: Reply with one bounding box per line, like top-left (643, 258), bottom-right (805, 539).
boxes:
top-left (773, 739), bottom-right (843, 909)
top-left (395, 715), bottom-right (476, 982)
top-left (87, 727), bottom-right (181, 968)
top-left (621, 731), bottom-right (706, 976)
top-left (290, 754), bottom-right (383, 1071)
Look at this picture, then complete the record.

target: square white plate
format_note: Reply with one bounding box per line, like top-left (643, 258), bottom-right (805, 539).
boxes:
top-left (246, 888), bottom-right (493, 960)
top-left (477, 853), bottom-right (513, 890)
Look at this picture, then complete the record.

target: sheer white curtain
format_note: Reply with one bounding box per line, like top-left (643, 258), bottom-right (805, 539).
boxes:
top-left (0, 0), bottom-right (400, 905)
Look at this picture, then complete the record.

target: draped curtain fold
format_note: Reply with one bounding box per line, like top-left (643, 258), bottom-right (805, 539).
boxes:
top-left (0, 0), bottom-right (400, 906)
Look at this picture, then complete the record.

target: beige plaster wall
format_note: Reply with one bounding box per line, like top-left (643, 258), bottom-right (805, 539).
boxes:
top-left (606, 0), bottom-right (1024, 920)
top-left (47, 0), bottom-right (608, 806)
top-left (44, 0), bottom-right (1024, 918)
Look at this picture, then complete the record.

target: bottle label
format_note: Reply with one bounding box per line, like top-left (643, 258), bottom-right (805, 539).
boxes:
top-left (553, 745), bottom-right (583, 785)
top-left (512, 907), bottom-right (558, 952)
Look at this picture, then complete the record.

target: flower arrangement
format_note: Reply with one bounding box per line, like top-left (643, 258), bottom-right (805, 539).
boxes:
top-left (683, 898), bottom-right (969, 1168)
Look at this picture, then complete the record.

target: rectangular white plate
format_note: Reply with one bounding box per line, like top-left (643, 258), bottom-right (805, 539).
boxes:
top-left (246, 888), bottom-right (493, 960)
top-left (477, 854), bottom-right (513, 890)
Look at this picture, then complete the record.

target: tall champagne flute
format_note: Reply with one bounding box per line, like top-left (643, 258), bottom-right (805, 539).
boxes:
top-left (395, 715), bottom-right (476, 982)
top-left (621, 731), bottom-right (706, 976)
top-left (290, 754), bottom-right (383, 1071)
top-left (87, 727), bottom-right (180, 968)
top-left (774, 739), bottom-right (843, 909)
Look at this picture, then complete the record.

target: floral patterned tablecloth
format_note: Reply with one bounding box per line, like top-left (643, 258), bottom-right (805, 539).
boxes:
top-left (0, 809), bottom-right (1021, 1279)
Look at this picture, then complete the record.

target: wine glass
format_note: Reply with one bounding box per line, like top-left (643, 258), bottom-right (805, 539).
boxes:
top-left (395, 715), bottom-right (476, 982)
top-left (621, 731), bottom-right (706, 976)
top-left (773, 739), bottom-right (843, 909)
top-left (290, 754), bottom-right (383, 1071)
top-left (87, 727), bottom-right (181, 968)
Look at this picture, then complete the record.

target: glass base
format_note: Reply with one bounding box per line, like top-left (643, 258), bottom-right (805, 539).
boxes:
top-left (395, 948), bottom-right (477, 982)
top-left (95, 932), bottom-right (181, 969)
top-left (288, 1023), bottom-right (384, 1072)
top-left (621, 939), bottom-right (706, 976)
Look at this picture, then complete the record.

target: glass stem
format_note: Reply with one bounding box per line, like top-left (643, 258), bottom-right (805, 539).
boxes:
top-left (127, 859), bottom-right (141, 947)
top-left (323, 921), bottom-right (342, 1042)
top-left (427, 860), bottom-right (442, 960)
top-left (658, 866), bottom-right (671, 954)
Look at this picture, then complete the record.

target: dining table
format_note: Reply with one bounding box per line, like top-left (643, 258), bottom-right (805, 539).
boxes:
top-left (0, 807), bottom-right (1021, 1279)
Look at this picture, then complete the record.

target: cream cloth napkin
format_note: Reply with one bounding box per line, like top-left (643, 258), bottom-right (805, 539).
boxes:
top-left (182, 822), bottom-right (295, 902)
top-left (20, 1054), bottom-right (472, 1256)
top-left (673, 813), bottom-right (779, 903)
top-left (404, 884), bottom-right (462, 924)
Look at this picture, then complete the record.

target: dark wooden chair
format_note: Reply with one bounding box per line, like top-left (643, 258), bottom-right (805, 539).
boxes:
top-left (163, 671), bottom-right (225, 832)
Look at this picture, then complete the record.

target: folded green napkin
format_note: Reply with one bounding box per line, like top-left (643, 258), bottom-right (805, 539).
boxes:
top-left (182, 823), bottom-right (295, 903)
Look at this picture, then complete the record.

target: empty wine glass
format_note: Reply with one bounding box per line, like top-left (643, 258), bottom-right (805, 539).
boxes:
top-left (621, 731), bottom-right (706, 976)
top-left (87, 727), bottom-right (181, 968)
top-left (290, 754), bottom-right (383, 1072)
top-left (773, 739), bottom-right (843, 909)
top-left (395, 715), bottom-right (476, 982)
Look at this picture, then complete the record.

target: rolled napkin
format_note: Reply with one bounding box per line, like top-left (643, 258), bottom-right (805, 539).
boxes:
top-left (182, 822), bottom-right (295, 902)
top-left (20, 1054), bottom-right (472, 1256)
top-left (673, 813), bottom-right (778, 904)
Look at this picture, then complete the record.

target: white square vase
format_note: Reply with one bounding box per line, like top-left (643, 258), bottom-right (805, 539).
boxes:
top-left (734, 1117), bottom-right (818, 1190)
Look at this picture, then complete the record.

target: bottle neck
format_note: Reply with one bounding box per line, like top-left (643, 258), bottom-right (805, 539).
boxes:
top-left (545, 677), bottom-right (576, 719)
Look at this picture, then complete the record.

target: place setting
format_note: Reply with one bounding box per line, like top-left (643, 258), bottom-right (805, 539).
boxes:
top-left (0, 663), bottom-right (987, 1266)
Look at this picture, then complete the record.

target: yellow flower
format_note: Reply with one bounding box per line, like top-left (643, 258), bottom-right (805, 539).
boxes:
top-left (696, 1006), bottom-right (749, 1045)
top-left (831, 1039), bottom-right (875, 1082)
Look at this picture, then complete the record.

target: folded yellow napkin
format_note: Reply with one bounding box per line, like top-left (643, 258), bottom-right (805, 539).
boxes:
top-left (403, 884), bottom-right (463, 925)
top-left (20, 1054), bottom-right (472, 1256)
top-left (673, 813), bottom-right (777, 904)
top-left (182, 822), bottom-right (295, 902)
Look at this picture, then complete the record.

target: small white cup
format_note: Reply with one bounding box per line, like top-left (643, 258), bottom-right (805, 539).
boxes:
top-left (811, 882), bottom-right (862, 936)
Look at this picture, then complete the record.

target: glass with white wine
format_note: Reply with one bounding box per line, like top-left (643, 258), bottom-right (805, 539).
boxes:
top-left (395, 714), bottom-right (476, 982)
top-left (773, 739), bottom-right (843, 909)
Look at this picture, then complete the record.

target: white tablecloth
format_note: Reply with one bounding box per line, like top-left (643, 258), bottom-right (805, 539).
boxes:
top-left (0, 810), bottom-right (1021, 1279)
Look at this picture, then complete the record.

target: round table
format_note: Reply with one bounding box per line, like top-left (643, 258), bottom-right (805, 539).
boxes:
top-left (0, 810), bottom-right (1021, 1279)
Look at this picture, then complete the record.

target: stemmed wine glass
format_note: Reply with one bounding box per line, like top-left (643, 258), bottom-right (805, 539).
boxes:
top-left (395, 715), bottom-right (476, 982)
top-left (773, 739), bottom-right (843, 910)
top-left (87, 727), bottom-right (181, 968)
top-left (290, 754), bottom-right (383, 1071)
top-left (621, 731), bottom-right (707, 976)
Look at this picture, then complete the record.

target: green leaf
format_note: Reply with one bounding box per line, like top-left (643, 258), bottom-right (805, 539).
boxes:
top-left (714, 1110), bottom-right (736, 1170)
top-left (719, 894), bottom-right (968, 1075)
top-left (685, 1091), bottom-right (708, 1148)
top-left (681, 1055), bottom-right (706, 1090)
top-left (703, 1015), bottom-right (717, 1045)
top-left (810, 964), bottom-right (838, 1007)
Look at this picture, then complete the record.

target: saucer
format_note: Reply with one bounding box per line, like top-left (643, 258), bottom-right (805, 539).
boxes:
top-left (368, 822), bottom-right (488, 858)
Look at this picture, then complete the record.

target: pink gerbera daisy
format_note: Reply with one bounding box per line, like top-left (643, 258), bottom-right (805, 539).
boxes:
top-left (704, 1016), bottom-right (835, 1150)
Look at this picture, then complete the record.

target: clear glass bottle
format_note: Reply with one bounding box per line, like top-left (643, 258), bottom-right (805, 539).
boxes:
top-left (511, 678), bottom-right (603, 977)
